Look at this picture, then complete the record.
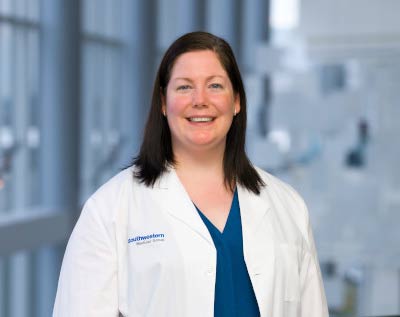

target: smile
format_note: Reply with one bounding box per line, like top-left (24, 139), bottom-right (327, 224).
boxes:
top-left (187, 117), bottom-right (214, 122)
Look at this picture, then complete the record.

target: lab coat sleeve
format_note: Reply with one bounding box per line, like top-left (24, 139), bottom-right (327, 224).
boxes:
top-left (53, 197), bottom-right (119, 317)
top-left (297, 197), bottom-right (329, 317)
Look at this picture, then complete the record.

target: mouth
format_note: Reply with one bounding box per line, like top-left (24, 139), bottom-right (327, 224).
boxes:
top-left (187, 117), bottom-right (215, 123)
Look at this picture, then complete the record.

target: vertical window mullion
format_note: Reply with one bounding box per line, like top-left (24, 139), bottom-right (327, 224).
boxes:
top-left (9, 25), bottom-right (17, 210)
top-left (9, 24), bottom-right (30, 317)
top-left (2, 24), bottom-right (15, 212)
top-left (0, 23), bottom-right (11, 212)
top-left (13, 26), bottom-right (28, 209)
top-left (80, 42), bottom-right (91, 201)
top-left (111, 48), bottom-right (121, 173)
top-left (27, 29), bottom-right (40, 206)
top-left (102, 46), bottom-right (110, 182)
top-left (94, 44), bottom-right (104, 187)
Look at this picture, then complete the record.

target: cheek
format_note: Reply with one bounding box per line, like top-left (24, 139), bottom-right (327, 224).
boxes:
top-left (211, 95), bottom-right (235, 111)
top-left (166, 95), bottom-right (189, 114)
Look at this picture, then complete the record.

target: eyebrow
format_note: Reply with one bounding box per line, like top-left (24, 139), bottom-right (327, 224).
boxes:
top-left (172, 75), bottom-right (226, 82)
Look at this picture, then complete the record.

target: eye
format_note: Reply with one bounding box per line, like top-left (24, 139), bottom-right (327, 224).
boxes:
top-left (209, 83), bottom-right (223, 89)
top-left (177, 85), bottom-right (191, 91)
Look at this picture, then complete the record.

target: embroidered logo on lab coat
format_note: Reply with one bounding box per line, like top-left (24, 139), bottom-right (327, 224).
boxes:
top-left (128, 233), bottom-right (165, 245)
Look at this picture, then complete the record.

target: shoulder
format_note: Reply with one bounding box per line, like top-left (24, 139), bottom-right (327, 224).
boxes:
top-left (89, 167), bottom-right (137, 202)
top-left (254, 166), bottom-right (311, 243)
top-left (255, 166), bottom-right (306, 206)
top-left (79, 167), bottom-right (142, 223)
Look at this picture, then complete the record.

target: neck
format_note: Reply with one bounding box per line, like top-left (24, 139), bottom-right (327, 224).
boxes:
top-left (173, 144), bottom-right (225, 179)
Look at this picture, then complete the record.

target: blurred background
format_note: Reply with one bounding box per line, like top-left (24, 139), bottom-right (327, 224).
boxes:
top-left (0, 0), bottom-right (399, 316)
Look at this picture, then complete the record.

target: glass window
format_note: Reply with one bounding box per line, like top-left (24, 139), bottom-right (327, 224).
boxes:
top-left (270, 0), bottom-right (299, 30)
top-left (80, 0), bottom-right (124, 202)
top-left (0, 0), bottom-right (11, 15)
top-left (0, 2), bottom-right (40, 316)
top-left (0, 0), bottom-right (40, 213)
top-left (0, 23), bottom-right (14, 212)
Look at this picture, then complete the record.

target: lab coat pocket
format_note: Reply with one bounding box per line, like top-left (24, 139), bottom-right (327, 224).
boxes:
top-left (276, 243), bottom-right (301, 302)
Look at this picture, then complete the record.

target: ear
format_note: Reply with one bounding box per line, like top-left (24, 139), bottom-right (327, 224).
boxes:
top-left (161, 89), bottom-right (167, 116)
top-left (234, 94), bottom-right (240, 115)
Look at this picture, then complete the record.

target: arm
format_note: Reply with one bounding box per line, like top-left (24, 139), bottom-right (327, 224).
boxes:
top-left (298, 198), bottom-right (329, 317)
top-left (53, 197), bottom-right (119, 317)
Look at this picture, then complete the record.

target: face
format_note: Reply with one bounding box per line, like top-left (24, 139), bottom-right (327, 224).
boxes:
top-left (162, 50), bottom-right (240, 155)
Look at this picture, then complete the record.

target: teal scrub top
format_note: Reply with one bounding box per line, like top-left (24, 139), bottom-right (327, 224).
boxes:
top-left (195, 189), bottom-right (260, 317)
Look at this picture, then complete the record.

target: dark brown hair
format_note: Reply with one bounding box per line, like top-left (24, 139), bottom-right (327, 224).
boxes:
top-left (132, 31), bottom-right (264, 194)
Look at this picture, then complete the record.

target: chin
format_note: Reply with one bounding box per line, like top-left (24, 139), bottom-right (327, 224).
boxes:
top-left (189, 135), bottom-right (217, 145)
top-left (189, 138), bottom-right (226, 150)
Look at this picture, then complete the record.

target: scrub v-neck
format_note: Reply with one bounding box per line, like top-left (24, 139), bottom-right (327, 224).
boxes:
top-left (195, 189), bottom-right (260, 317)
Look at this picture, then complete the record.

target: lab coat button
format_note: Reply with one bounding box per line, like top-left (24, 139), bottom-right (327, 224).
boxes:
top-left (206, 267), bottom-right (214, 275)
top-left (251, 267), bottom-right (262, 276)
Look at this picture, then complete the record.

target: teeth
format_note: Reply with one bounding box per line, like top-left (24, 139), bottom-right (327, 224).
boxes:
top-left (189, 117), bottom-right (213, 122)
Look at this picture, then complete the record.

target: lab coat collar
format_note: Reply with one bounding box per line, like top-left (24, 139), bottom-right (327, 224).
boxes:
top-left (155, 167), bottom-right (271, 243)
top-left (156, 167), bottom-right (214, 245)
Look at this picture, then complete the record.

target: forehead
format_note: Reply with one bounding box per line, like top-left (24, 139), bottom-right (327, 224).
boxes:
top-left (170, 50), bottom-right (227, 78)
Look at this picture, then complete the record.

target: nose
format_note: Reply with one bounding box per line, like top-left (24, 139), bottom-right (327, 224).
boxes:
top-left (192, 87), bottom-right (208, 107)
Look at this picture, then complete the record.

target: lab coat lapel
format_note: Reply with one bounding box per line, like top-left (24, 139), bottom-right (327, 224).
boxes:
top-left (238, 185), bottom-right (276, 317)
top-left (156, 168), bottom-right (214, 246)
top-left (237, 185), bottom-right (271, 233)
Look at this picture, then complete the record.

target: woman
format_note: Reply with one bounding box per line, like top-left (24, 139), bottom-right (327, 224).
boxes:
top-left (53, 31), bottom-right (328, 317)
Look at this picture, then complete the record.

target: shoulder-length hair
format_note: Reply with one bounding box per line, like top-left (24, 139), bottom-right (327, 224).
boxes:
top-left (132, 31), bottom-right (264, 194)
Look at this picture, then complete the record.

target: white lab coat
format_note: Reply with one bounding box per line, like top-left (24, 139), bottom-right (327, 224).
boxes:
top-left (53, 166), bottom-right (328, 317)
